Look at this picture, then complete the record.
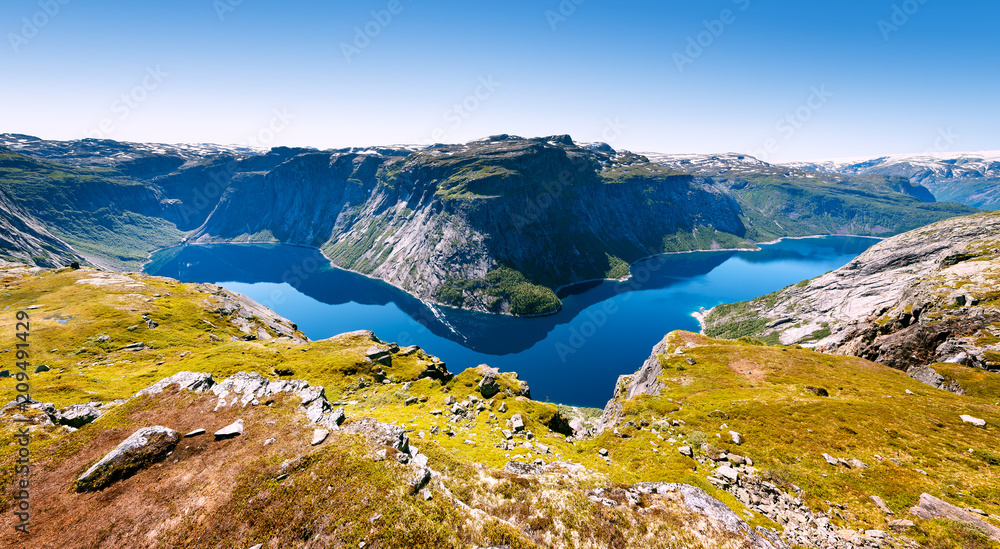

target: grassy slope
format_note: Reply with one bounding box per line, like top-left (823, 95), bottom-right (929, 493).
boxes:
top-left (0, 266), bottom-right (998, 547)
top-left (727, 173), bottom-right (980, 242)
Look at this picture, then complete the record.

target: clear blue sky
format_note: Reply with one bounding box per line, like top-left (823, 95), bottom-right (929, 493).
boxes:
top-left (2, 0), bottom-right (997, 161)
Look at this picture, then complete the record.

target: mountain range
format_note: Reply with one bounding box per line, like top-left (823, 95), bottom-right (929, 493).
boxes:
top-left (0, 133), bottom-right (985, 316)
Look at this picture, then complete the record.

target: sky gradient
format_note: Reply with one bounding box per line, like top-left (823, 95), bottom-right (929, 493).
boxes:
top-left (2, 0), bottom-right (997, 161)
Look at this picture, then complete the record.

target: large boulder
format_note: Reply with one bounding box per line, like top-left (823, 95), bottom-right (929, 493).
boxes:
top-left (57, 404), bottom-right (102, 428)
top-left (75, 427), bottom-right (180, 492)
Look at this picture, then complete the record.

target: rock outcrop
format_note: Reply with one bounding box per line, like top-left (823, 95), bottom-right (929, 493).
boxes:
top-left (909, 493), bottom-right (1000, 541)
top-left (704, 211), bottom-right (1000, 386)
top-left (74, 426), bottom-right (180, 492)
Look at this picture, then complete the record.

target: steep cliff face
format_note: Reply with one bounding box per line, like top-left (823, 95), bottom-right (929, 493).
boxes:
top-left (703, 211), bottom-right (1000, 381)
top-left (0, 181), bottom-right (82, 267)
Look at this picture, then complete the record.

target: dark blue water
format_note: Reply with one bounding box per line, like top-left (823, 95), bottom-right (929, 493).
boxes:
top-left (144, 237), bottom-right (878, 408)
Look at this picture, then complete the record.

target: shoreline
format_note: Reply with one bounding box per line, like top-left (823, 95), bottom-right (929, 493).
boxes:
top-left (143, 232), bottom-right (882, 321)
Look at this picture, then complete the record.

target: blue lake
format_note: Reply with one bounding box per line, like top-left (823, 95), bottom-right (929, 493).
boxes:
top-left (144, 236), bottom-right (878, 408)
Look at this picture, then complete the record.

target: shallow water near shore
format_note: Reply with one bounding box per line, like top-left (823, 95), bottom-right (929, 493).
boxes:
top-left (145, 236), bottom-right (878, 407)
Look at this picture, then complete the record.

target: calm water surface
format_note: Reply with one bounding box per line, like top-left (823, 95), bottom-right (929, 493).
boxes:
top-left (145, 236), bottom-right (877, 407)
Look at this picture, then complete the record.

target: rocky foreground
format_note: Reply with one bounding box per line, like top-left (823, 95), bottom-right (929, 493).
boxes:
top-left (0, 257), bottom-right (998, 548)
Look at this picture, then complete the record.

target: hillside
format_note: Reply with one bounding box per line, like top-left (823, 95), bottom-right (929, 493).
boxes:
top-left (0, 134), bottom-right (979, 316)
top-left (0, 263), bottom-right (998, 548)
top-left (703, 210), bottom-right (1000, 394)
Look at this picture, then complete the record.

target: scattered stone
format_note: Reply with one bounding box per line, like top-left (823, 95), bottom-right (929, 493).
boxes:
top-left (34, 364), bottom-right (50, 373)
top-left (871, 495), bottom-right (893, 514)
top-left (97, 335), bottom-right (111, 342)
top-left (214, 419), bottom-right (244, 440)
top-left (729, 430), bottom-right (742, 445)
top-left (264, 438), bottom-right (276, 446)
top-left (501, 429), bottom-right (512, 440)
top-left (404, 396), bottom-right (418, 406)
top-left (822, 453), bottom-right (839, 466)
top-left (311, 429), bottom-right (330, 446)
top-left (421, 487), bottom-right (432, 500)
top-left (0, 370), bottom-right (9, 378)
top-left (598, 448), bottom-right (609, 457)
top-left (498, 401), bottom-right (507, 413)
top-left (74, 426), bottom-right (179, 491)
top-left (685, 357), bottom-right (696, 365)
top-left (849, 459), bottom-right (868, 469)
top-left (961, 414), bottom-right (986, 427)
top-left (887, 519), bottom-right (914, 531)
top-left (183, 429), bottom-right (205, 438)
top-left (445, 395), bottom-right (456, 405)
top-left (510, 414), bottom-right (525, 432)
top-left (504, 461), bottom-right (543, 475)
top-left (679, 446), bottom-right (693, 457)
top-left (865, 530), bottom-right (886, 540)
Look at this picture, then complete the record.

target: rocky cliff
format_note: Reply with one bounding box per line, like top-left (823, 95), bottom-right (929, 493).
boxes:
top-left (0, 133), bottom-right (979, 315)
top-left (703, 211), bottom-right (1000, 388)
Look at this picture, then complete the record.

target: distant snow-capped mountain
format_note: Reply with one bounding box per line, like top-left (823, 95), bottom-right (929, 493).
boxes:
top-left (786, 151), bottom-right (1000, 210)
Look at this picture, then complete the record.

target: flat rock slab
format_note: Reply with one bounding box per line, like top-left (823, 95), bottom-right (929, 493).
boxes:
top-left (75, 426), bottom-right (179, 492)
top-left (214, 419), bottom-right (244, 440)
top-left (184, 429), bottom-right (206, 438)
top-left (961, 414), bottom-right (986, 427)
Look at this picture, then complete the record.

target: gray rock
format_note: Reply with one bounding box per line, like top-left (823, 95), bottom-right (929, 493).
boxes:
top-left (729, 430), bottom-right (743, 445)
top-left (598, 448), bottom-right (609, 457)
top-left (716, 466), bottom-right (739, 482)
top-left (311, 429), bottom-right (329, 445)
top-left (342, 417), bottom-right (410, 454)
top-left (679, 446), bottom-right (693, 457)
top-left (75, 426), bottom-right (179, 491)
top-left (478, 367), bottom-right (501, 398)
top-left (510, 414), bottom-right (525, 432)
top-left (498, 401), bottom-right (507, 413)
top-left (503, 461), bottom-right (543, 475)
top-left (365, 346), bottom-right (392, 366)
top-left (909, 492), bottom-right (1000, 541)
top-left (888, 519), bottom-right (914, 530)
top-left (214, 419), bottom-right (244, 440)
top-left (137, 371), bottom-right (216, 396)
top-left (822, 453), bottom-right (839, 465)
top-left (184, 429), bottom-right (206, 438)
top-left (871, 494), bottom-right (892, 514)
top-left (34, 364), bottom-right (50, 373)
top-left (57, 404), bottom-right (102, 428)
top-left (445, 395), bottom-right (456, 405)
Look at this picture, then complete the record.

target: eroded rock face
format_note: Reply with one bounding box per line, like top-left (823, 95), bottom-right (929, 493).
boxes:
top-left (75, 426), bottom-right (179, 492)
top-left (597, 335), bottom-right (672, 431)
top-left (703, 211), bottom-right (1000, 386)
